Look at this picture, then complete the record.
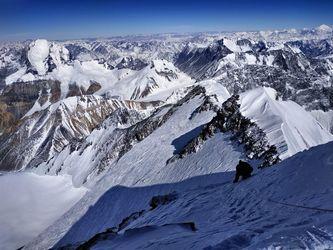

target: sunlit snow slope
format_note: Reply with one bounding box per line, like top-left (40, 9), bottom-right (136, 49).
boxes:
top-left (240, 87), bottom-right (333, 159)
top-left (25, 83), bottom-right (333, 249)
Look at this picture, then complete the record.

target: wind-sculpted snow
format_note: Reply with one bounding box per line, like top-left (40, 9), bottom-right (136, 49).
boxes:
top-left (37, 141), bottom-right (333, 250)
top-left (239, 87), bottom-right (333, 159)
top-left (311, 109), bottom-right (333, 133)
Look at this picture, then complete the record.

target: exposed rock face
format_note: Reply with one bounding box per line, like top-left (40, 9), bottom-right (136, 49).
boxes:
top-left (66, 81), bottom-right (103, 97)
top-left (0, 95), bottom-right (159, 171)
top-left (0, 102), bottom-right (16, 134)
top-left (149, 192), bottom-right (178, 210)
top-left (0, 67), bottom-right (15, 89)
top-left (168, 94), bottom-right (280, 168)
top-left (217, 65), bottom-right (333, 111)
top-left (176, 39), bottom-right (233, 80)
top-left (116, 57), bottom-right (148, 70)
top-left (86, 81), bottom-right (102, 95)
top-left (0, 80), bottom-right (61, 134)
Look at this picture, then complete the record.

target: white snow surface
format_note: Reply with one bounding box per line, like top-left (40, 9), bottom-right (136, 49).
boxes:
top-left (0, 172), bottom-right (87, 250)
top-left (30, 138), bottom-right (333, 249)
top-left (47, 58), bottom-right (193, 100)
top-left (24, 84), bottom-right (333, 249)
top-left (27, 39), bottom-right (50, 75)
top-left (311, 109), bottom-right (333, 134)
top-left (5, 67), bottom-right (27, 85)
top-left (25, 82), bottom-right (237, 248)
top-left (239, 87), bottom-right (333, 159)
top-left (88, 141), bottom-right (333, 249)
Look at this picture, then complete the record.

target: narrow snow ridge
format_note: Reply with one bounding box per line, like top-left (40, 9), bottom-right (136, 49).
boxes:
top-left (239, 87), bottom-right (333, 159)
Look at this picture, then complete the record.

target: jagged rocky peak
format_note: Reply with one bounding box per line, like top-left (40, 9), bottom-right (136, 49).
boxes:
top-left (176, 37), bottom-right (319, 81)
top-left (116, 56), bottom-right (148, 70)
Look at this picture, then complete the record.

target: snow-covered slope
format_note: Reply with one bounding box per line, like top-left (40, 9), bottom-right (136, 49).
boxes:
top-left (101, 59), bottom-right (194, 101)
top-left (6, 54), bottom-right (193, 102)
top-left (28, 82), bottom-right (230, 187)
top-left (31, 136), bottom-right (333, 250)
top-left (23, 83), bottom-right (333, 249)
top-left (0, 172), bottom-right (86, 250)
top-left (239, 87), bottom-right (333, 159)
top-left (1, 25), bottom-right (333, 250)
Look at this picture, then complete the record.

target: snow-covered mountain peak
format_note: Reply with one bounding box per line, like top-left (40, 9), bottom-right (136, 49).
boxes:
top-left (27, 39), bottom-right (50, 75)
top-left (316, 24), bottom-right (333, 33)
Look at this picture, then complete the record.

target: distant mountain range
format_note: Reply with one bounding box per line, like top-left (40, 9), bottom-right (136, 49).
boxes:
top-left (0, 24), bottom-right (333, 250)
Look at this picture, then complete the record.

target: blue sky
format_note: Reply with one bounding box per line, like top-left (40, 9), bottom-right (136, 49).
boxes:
top-left (0, 0), bottom-right (333, 40)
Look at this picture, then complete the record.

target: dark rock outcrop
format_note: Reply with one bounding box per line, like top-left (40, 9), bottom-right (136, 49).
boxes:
top-left (149, 192), bottom-right (178, 210)
top-left (168, 95), bottom-right (280, 168)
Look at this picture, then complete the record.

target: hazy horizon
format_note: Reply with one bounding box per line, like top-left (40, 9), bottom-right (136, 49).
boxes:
top-left (1, 0), bottom-right (333, 41)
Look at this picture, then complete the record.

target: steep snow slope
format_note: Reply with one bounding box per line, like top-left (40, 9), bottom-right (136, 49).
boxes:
top-left (38, 137), bottom-right (333, 249)
top-left (0, 172), bottom-right (86, 250)
top-left (24, 83), bottom-right (333, 249)
top-left (239, 87), bottom-right (333, 159)
top-left (24, 83), bottom-right (234, 248)
top-left (29, 82), bottom-right (230, 187)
